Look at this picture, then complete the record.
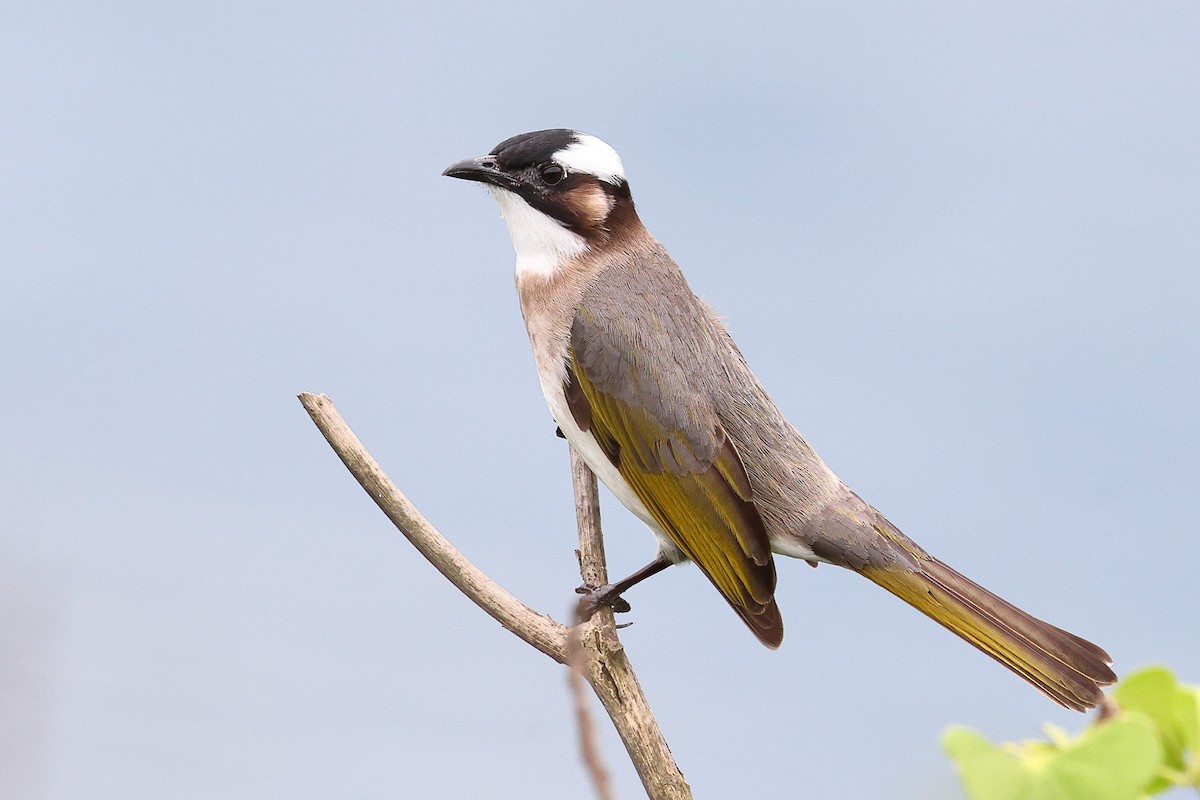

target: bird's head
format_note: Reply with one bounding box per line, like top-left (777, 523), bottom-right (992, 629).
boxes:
top-left (444, 129), bottom-right (640, 277)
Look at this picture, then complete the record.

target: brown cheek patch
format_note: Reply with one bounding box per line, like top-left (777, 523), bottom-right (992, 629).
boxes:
top-left (564, 185), bottom-right (615, 230)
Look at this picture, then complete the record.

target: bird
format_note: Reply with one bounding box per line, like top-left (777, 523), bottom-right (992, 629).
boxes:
top-left (443, 128), bottom-right (1115, 710)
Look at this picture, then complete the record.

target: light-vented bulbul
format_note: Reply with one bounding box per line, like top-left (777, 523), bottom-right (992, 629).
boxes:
top-left (444, 128), bottom-right (1115, 710)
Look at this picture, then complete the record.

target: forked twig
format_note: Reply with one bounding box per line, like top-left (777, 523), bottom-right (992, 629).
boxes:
top-left (298, 393), bottom-right (691, 799)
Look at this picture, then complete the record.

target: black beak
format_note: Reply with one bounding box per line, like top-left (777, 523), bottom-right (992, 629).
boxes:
top-left (442, 156), bottom-right (521, 191)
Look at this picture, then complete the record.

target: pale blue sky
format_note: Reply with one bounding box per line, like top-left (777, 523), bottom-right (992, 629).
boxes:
top-left (3, 3), bottom-right (1197, 798)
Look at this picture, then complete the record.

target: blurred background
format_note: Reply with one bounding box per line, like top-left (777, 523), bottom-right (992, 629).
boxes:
top-left (2, 2), bottom-right (1197, 798)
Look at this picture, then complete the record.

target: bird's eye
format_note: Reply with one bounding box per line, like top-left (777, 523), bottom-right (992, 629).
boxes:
top-left (540, 163), bottom-right (566, 185)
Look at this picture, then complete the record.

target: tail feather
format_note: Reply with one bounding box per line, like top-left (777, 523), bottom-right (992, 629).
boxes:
top-left (860, 558), bottom-right (1116, 710)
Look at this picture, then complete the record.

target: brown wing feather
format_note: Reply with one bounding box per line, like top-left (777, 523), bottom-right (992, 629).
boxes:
top-left (566, 358), bottom-right (783, 647)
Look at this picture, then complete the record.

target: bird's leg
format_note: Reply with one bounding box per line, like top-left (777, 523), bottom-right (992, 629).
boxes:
top-left (575, 555), bottom-right (673, 621)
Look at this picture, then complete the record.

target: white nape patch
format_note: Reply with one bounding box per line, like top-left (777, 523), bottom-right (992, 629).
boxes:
top-left (487, 186), bottom-right (588, 278)
top-left (553, 134), bottom-right (626, 185)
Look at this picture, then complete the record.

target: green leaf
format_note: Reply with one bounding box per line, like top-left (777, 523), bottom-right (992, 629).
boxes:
top-left (943, 726), bottom-right (1040, 800)
top-left (1113, 666), bottom-right (1199, 789)
top-left (1052, 715), bottom-right (1162, 799)
top-left (944, 717), bottom-right (1163, 800)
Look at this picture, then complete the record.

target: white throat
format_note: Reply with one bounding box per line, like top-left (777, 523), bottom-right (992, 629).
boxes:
top-left (487, 186), bottom-right (588, 279)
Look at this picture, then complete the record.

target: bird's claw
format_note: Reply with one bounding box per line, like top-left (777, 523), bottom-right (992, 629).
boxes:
top-left (575, 583), bottom-right (632, 620)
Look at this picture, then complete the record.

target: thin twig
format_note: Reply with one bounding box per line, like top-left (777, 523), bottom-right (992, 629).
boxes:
top-left (571, 448), bottom-right (608, 590)
top-left (569, 451), bottom-right (615, 800)
top-left (298, 392), bottom-right (566, 661)
top-left (568, 625), bottom-right (615, 800)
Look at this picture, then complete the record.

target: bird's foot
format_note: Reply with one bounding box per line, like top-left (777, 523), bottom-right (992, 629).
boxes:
top-left (575, 583), bottom-right (632, 622)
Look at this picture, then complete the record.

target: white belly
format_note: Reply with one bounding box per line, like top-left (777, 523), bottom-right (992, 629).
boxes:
top-left (536, 371), bottom-right (684, 561)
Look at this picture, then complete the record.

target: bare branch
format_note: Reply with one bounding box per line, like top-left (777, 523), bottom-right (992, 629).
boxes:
top-left (299, 392), bottom-right (692, 799)
top-left (571, 450), bottom-right (609, 588)
top-left (568, 451), bottom-right (693, 800)
top-left (568, 626), bottom-right (615, 800)
top-left (568, 450), bottom-right (617, 800)
top-left (298, 392), bottom-right (567, 661)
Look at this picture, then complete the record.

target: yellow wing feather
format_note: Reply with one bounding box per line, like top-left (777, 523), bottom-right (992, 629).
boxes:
top-left (568, 354), bottom-right (783, 647)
